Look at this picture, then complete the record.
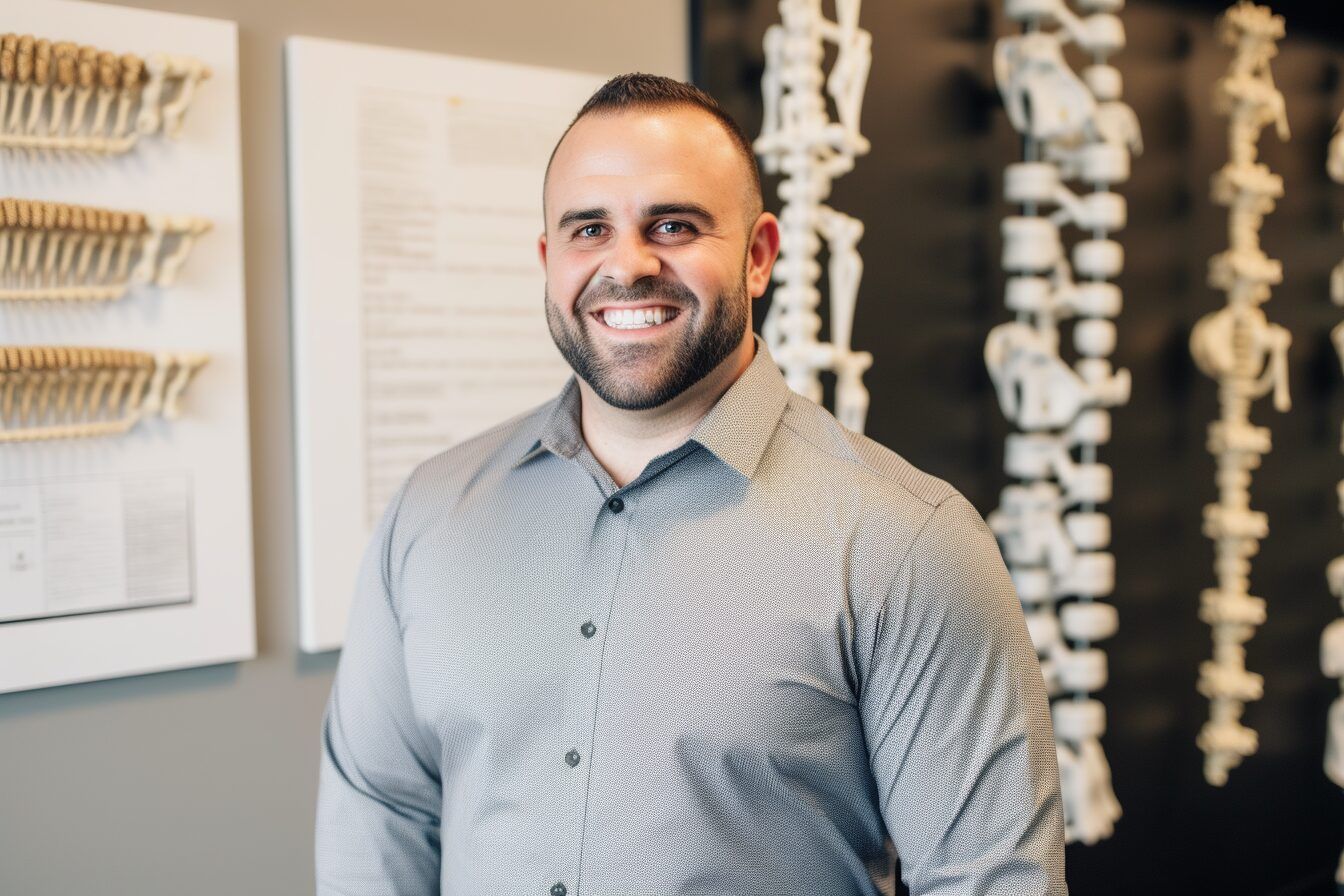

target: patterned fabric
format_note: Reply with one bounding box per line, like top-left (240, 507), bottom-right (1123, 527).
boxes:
top-left (316, 336), bottom-right (1067, 896)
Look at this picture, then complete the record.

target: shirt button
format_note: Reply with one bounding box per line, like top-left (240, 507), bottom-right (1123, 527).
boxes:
top-left (580, 621), bottom-right (596, 638)
top-left (607, 496), bottom-right (624, 513)
top-left (550, 884), bottom-right (567, 896)
top-left (565, 748), bottom-right (581, 767)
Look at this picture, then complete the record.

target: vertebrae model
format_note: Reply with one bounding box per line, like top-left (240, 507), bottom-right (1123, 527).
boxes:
top-left (1189, 2), bottom-right (1292, 788)
top-left (755, 0), bottom-right (874, 432)
top-left (1322, 107), bottom-right (1344, 891)
top-left (0, 198), bottom-right (209, 301)
top-left (0, 346), bottom-right (207, 442)
top-left (987, 0), bottom-right (1141, 845)
top-left (0, 33), bottom-right (209, 154)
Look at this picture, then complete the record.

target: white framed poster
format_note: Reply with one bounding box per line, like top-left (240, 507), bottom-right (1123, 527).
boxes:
top-left (0, 0), bottom-right (255, 693)
top-left (285, 37), bottom-right (609, 652)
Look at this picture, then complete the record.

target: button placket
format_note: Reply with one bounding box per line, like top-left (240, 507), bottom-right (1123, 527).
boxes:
top-left (565, 489), bottom-right (636, 892)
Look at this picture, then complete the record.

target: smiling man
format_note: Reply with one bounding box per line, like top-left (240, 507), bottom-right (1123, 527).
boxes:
top-left (316, 75), bottom-right (1066, 896)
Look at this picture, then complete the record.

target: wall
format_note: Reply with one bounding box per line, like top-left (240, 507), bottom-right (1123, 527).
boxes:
top-left (0, 2), bottom-right (687, 894)
top-left (697, 1), bottom-right (1344, 893)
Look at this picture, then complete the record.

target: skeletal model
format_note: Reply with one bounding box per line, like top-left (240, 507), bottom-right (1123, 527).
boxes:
top-left (1323, 107), bottom-right (1344, 890)
top-left (0, 33), bottom-right (210, 153)
top-left (0, 198), bottom-right (209, 301)
top-left (0, 346), bottom-right (207, 442)
top-left (986, 0), bottom-right (1141, 845)
top-left (1189, 2), bottom-right (1292, 788)
top-left (755, 0), bottom-right (874, 432)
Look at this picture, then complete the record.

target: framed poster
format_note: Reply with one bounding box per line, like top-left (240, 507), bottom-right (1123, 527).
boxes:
top-left (0, 0), bottom-right (255, 692)
top-left (286, 37), bottom-right (608, 651)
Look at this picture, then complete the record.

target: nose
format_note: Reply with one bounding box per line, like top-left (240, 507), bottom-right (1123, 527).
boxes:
top-left (599, 230), bottom-right (661, 288)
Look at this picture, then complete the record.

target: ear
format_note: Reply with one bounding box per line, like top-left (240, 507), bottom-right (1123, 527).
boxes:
top-left (537, 232), bottom-right (548, 270)
top-left (745, 212), bottom-right (780, 299)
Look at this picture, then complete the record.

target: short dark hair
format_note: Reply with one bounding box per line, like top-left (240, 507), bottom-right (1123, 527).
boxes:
top-left (545, 73), bottom-right (764, 221)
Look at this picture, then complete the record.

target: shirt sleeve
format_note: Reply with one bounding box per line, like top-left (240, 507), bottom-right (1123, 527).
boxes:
top-left (861, 493), bottom-right (1067, 895)
top-left (316, 483), bottom-right (442, 895)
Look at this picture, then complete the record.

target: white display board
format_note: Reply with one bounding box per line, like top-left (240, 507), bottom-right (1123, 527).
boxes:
top-left (286, 37), bottom-right (608, 652)
top-left (0, 0), bottom-right (254, 692)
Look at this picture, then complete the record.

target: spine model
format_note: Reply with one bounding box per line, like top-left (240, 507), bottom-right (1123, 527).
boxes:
top-left (1189, 2), bottom-right (1292, 788)
top-left (755, 0), bottom-right (874, 432)
top-left (0, 198), bottom-right (210, 302)
top-left (987, 0), bottom-right (1141, 844)
top-left (0, 346), bottom-right (208, 442)
top-left (0, 34), bottom-right (210, 154)
top-left (1322, 108), bottom-right (1344, 891)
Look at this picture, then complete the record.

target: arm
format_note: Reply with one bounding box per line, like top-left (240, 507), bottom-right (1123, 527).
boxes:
top-left (861, 494), bottom-right (1066, 895)
top-left (316, 484), bottom-right (442, 895)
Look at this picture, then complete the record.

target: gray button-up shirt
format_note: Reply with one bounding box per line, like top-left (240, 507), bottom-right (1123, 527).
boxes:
top-left (316, 337), bottom-right (1066, 896)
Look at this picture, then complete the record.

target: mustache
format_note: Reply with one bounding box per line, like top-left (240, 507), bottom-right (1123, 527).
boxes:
top-left (575, 278), bottom-right (699, 314)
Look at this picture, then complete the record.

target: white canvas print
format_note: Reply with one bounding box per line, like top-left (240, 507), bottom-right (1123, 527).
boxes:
top-left (0, 0), bottom-right (254, 693)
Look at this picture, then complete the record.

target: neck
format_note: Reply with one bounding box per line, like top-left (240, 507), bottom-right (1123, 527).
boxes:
top-left (578, 334), bottom-right (755, 488)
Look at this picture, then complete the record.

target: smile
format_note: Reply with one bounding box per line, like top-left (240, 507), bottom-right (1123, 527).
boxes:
top-left (592, 306), bottom-right (681, 330)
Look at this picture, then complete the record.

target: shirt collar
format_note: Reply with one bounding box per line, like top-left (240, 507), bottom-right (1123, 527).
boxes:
top-left (514, 334), bottom-right (791, 481)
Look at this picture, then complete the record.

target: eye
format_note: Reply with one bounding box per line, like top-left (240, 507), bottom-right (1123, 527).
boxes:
top-left (653, 220), bottom-right (696, 239)
top-left (576, 223), bottom-right (605, 239)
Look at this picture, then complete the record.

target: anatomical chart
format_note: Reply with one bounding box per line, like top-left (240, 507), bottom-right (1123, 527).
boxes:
top-left (0, 0), bottom-right (253, 693)
top-left (286, 38), bottom-right (611, 651)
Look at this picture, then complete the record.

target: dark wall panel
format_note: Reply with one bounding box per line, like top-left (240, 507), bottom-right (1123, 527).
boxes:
top-left (696, 2), bottom-right (1344, 893)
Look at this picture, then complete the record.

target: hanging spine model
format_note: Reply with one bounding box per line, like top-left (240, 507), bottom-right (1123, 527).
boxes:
top-left (1322, 108), bottom-right (1344, 891)
top-left (755, 0), bottom-right (874, 432)
top-left (1189, 2), bottom-right (1292, 788)
top-left (0, 33), bottom-right (210, 153)
top-left (986, 0), bottom-right (1141, 844)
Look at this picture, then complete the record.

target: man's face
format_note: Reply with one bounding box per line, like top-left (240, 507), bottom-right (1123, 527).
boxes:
top-left (540, 105), bottom-right (774, 411)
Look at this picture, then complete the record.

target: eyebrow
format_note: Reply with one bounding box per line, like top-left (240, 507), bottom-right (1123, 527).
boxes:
top-left (556, 207), bottom-right (609, 231)
top-left (643, 203), bottom-right (716, 227)
top-left (554, 202), bottom-right (719, 233)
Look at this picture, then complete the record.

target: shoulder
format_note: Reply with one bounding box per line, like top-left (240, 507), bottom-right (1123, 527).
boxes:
top-left (769, 394), bottom-right (965, 523)
top-left (388, 395), bottom-right (557, 537)
top-left (761, 394), bottom-right (998, 591)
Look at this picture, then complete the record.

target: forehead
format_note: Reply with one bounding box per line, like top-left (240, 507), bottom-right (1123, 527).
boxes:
top-left (545, 106), bottom-right (747, 224)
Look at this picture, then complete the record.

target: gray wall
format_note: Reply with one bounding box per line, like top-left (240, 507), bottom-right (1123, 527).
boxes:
top-left (0, 3), bottom-right (687, 894)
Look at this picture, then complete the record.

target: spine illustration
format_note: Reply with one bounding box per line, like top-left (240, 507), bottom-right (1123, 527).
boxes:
top-left (0, 198), bottom-right (209, 302)
top-left (0, 33), bottom-right (210, 154)
top-left (0, 345), bottom-right (208, 442)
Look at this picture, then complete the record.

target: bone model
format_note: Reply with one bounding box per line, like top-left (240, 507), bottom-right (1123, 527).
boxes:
top-left (0, 198), bottom-right (209, 301)
top-left (986, 0), bottom-right (1141, 845)
top-left (0, 346), bottom-right (207, 442)
top-left (755, 0), bottom-right (873, 432)
top-left (0, 33), bottom-right (209, 154)
top-left (1189, 2), bottom-right (1292, 788)
top-left (1323, 105), bottom-right (1344, 891)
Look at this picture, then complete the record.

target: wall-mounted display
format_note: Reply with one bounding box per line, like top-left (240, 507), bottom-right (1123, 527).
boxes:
top-left (285, 37), bottom-right (609, 652)
top-left (987, 0), bottom-right (1140, 846)
top-left (1189, 0), bottom-right (1293, 787)
top-left (0, 31), bottom-right (210, 154)
top-left (1, 198), bottom-right (210, 301)
top-left (754, 0), bottom-right (873, 432)
top-left (0, 0), bottom-right (253, 694)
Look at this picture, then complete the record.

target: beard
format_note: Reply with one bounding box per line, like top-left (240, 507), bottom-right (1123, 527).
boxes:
top-left (544, 273), bottom-right (748, 411)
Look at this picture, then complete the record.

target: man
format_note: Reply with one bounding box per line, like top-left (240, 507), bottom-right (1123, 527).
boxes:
top-left (316, 74), bottom-right (1066, 896)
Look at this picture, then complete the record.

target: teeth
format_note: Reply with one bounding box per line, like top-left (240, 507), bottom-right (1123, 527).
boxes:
top-left (601, 307), bottom-right (677, 329)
